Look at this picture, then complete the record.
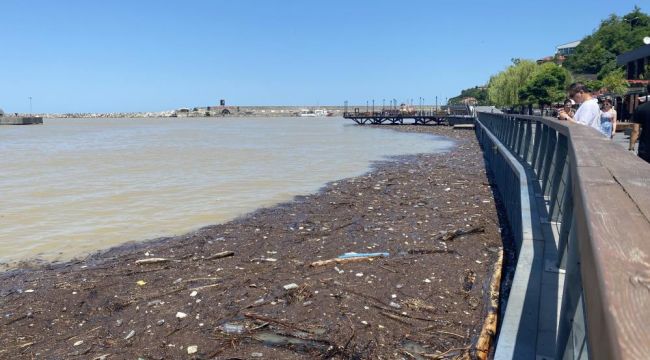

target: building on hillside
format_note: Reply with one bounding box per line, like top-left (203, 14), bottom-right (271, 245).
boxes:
top-left (536, 40), bottom-right (579, 66)
top-left (616, 44), bottom-right (650, 120)
top-left (536, 55), bottom-right (566, 65)
top-left (461, 97), bottom-right (478, 106)
top-left (556, 40), bottom-right (581, 57)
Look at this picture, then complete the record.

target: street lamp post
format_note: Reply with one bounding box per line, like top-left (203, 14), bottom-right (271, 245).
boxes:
top-left (29, 97), bottom-right (32, 115)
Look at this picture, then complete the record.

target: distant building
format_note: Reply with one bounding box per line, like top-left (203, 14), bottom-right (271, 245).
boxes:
top-left (617, 44), bottom-right (650, 80)
top-left (0, 108), bottom-right (4, 117)
top-left (535, 41), bottom-right (579, 66)
top-left (174, 108), bottom-right (191, 117)
top-left (536, 54), bottom-right (567, 65)
top-left (616, 44), bottom-right (650, 120)
top-left (556, 40), bottom-right (581, 57)
top-left (461, 97), bottom-right (478, 106)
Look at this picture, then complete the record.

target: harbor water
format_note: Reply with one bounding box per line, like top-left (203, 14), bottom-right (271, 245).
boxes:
top-left (0, 117), bottom-right (453, 264)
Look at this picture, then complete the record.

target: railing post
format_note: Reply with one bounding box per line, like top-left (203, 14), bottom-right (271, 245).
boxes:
top-left (556, 178), bottom-right (573, 269)
top-left (541, 128), bottom-right (557, 197)
top-left (536, 124), bottom-right (549, 177)
top-left (531, 121), bottom-right (543, 170)
top-left (516, 119), bottom-right (525, 157)
top-left (556, 220), bottom-right (589, 359)
top-left (548, 134), bottom-right (569, 221)
top-left (523, 119), bottom-right (533, 163)
top-left (512, 118), bottom-right (521, 154)
top-left (509, 116), bottom-right (517, 149)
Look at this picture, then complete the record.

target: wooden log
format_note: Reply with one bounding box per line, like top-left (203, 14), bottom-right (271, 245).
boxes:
top-left (205, 251), bottom-right (235, 260)
top-left (135, 258), bottom-right (171, 265)
top-left (474, 248), bottom-right (503, 360)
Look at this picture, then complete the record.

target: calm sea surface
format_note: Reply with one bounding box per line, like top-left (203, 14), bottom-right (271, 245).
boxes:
top-left (0, 117), bottom-right (453, 264)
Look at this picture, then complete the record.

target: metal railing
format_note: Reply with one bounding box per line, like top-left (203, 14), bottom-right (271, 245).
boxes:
top-left (476, 113), bottom-right (650, 360)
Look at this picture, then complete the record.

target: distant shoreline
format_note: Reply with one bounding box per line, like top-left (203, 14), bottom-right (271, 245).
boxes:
top-left (17, 106), bottom-right (360, 119)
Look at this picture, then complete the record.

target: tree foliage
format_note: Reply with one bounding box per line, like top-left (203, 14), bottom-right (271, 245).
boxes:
top-left (563, 7), bottom-right (650, 78)
top-left (601, 68), bottom-right (629, 95)
top-left (487, 60), bottom-right (537, 107)
top-left (448, 86), bottom-right (488, 105)
top-left (519, 63), bottom-right (572, 107)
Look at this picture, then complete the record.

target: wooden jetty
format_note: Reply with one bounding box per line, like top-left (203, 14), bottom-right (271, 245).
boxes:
top-left (343, 110), bottom-right (475, 126)
top-left (343, 104), bottom-right (476, 126)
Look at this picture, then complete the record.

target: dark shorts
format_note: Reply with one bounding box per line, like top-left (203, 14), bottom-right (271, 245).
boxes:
top-left (639, 141), bottom-right (650, 163)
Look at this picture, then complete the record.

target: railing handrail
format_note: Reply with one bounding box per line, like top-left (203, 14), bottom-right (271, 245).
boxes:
top-left (479, 113), bottom-right (650, 359)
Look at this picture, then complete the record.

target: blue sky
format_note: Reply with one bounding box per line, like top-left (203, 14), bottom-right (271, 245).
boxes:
top-left (1, 1), bottom-right (646, 113)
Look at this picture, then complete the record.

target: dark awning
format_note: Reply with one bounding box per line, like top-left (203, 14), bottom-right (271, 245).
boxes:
top-left (617, 44), bottom-right (650, 65)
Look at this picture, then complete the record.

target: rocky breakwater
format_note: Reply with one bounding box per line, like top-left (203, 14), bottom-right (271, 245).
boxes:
top-left (0, 116), bottom-right (43, 125)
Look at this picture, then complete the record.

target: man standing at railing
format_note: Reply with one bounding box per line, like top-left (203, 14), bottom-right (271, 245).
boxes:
top-left (633, 90), bottom-right (650, 163)
top-left (558, 82), bottom-right (602, 134)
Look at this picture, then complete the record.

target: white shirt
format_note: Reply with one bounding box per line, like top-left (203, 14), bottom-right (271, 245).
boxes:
top-left (574, 98), bottom-right (601, 132)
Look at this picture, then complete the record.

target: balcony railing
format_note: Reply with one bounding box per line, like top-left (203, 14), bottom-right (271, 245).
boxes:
top-left (475, 113), bottom-right (650, 359)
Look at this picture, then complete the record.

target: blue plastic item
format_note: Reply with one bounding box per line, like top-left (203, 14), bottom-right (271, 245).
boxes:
top-left (337, 252), bottom-right (389, 259)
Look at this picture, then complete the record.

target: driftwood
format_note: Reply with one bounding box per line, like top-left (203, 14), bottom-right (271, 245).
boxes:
top-left (134, 258), bottom-right (171, 265)
top-left (407, 249), bottom-right (456, 255)
top-left (205, 251), bottom-right (235, 260)
top-left (435, 226), bottom-right (484, 242)
top-left (474, 248), bottom-right (503, 360)
top-left (243, 312), bottom-right (312, 333)
top-left (310, 255), bottom-right (385, 267)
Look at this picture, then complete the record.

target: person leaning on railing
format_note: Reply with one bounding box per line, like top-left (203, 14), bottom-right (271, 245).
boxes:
top-left (557, 99), bottom-right (575, 120)
top-left (558, 82), bottom-right (602, 134)
top-left (632, 89), bottom-right (650, 163)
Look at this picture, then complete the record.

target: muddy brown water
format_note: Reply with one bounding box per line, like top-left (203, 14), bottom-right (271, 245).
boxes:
top-left (0, 117), bottom-right (452, 265)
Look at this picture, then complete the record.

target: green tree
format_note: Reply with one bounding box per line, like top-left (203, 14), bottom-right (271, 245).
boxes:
top-left (563, 7), bottom-right (650, 78)
top-left (601, 68), bottom-right (629, 95)
top-left (448, 86), bottom-right (489, 105)
top-left (519, 63), bottom-right (572, 111)
top-left (487, 60), bottom-right (538, 109)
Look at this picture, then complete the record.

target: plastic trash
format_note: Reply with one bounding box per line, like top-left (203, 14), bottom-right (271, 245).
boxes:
top-left (221, 323), bottom-right (245, 334)
top-left (337, 252), bottom-right (389, 259)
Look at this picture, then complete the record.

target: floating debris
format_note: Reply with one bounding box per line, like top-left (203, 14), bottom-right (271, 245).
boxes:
top-left (338, 252), bottom-right (389, 259)
top-left (283, 283), bottom-right (299, 291)
top-left (135, 258), bottom-right (170, 265)
top-left (221, 323), bottom-right (245, 334)
top-left (206, 251), bottom-right (234, 260)
top-left (176, 312), bottom-right (187, 319)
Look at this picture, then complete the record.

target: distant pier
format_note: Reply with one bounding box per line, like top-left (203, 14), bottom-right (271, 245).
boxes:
top-left (343, 103), bottom-right (476, 126)
top-left (343, 110), bottom-right (475, 126)
top-left (0, 117), bottom-right (43, 125)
